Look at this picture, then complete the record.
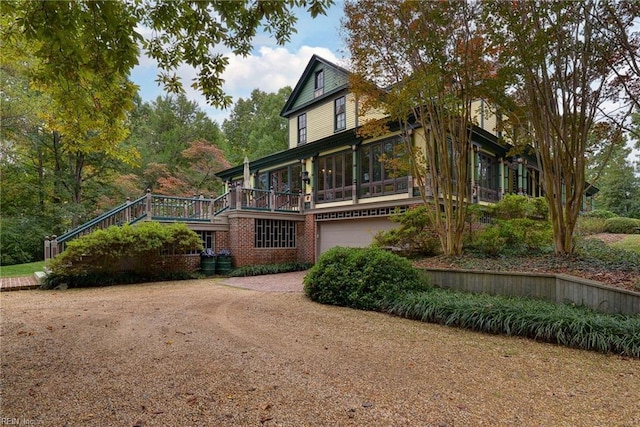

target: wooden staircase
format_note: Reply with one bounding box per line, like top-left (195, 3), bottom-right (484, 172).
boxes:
top-left (44, 187), bottom-right (303, 261)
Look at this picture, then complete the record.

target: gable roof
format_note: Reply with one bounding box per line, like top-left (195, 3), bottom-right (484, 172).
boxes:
top-left (280, 54), bottom-right (351, 118)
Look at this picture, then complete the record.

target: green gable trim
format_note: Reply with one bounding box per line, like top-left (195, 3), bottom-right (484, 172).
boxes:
top-left (280, 55), bottom-right (351, 118)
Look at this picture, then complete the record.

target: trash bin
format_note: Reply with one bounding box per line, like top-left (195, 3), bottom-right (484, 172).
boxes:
top-left (201, 256), bottom-right (216, 276)
top-left (216, 256), bottom-right (232, 274)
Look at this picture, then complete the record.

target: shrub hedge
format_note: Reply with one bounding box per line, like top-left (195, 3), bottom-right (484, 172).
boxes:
top-left (42, 222), bottom-right (202, 289)
top-left (372, 206), bottom-right (441, 256)
top-left (303, 247), bottom-right (430, 310)
top-left (229, 262), bottom-right (313, 277)
top-left (603, 217), bottom-right (640, 234)
top-left (305, 246), bottom-right (639, 357)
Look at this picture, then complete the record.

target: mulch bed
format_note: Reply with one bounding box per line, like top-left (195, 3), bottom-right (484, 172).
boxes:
top-left (413, 234), bottom-right (639, 293)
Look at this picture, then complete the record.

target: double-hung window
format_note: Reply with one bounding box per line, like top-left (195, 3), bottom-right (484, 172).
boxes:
top-left (314, 70), bottom-right (324, 97)
top-left (297, 113), bottom-right (307, 145)
top-left (334, 96), bottom-right (346, 131)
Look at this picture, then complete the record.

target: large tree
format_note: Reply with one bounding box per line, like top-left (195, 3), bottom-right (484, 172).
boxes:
top-left (222, 87), bottom-right (291, 165)
top-left (3, 0), bottom-right (332, 111)
top-left (485, 0), bottom-right (640, 255)
top-left (344, 0), bottom-right (500, 255)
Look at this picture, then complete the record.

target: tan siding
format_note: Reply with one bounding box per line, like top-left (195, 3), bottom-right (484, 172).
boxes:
top-left (307, 101), bottom-right (335, 141)
top-left (471, 99), bottom-right (499, 136)
top-left (289, 93), bottom-right (358, 148)
top-left (288, 118), bottom-right (297, 149)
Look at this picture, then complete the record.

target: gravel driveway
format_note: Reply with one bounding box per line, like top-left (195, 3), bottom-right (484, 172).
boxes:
top-left (1, 275), bottom-right (638, 426)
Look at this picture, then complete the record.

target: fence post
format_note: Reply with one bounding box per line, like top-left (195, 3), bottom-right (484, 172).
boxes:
top-left (44, 236), bottom-right (51, 261)
top-left (51, 235), bottom-right (59, 258)
top-left (125, 197), bottom-right (131, 223)
top-left (270, 188), bottom-right (276, 212)
top-left (235, 185), bottom-right (242, 210)
top-left (145, 188), bottom-right (152, 219)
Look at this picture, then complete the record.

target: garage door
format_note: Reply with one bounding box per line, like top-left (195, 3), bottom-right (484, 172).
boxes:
top-left (317, 217), bottom-right (396, 255)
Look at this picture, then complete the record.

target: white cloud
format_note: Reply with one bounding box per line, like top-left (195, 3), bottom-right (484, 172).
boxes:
top-left (146, 45), bottom-right (343, 124)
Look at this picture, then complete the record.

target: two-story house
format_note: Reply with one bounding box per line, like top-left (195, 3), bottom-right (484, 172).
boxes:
top-left (45, 55), bottom-right (597, 269)
top-left (215, 54), bottom-right (587, 267)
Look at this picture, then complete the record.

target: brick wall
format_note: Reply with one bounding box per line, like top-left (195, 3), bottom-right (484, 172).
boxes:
top-left (298, 214), bottom-right (316, 263)
top-left (226, 213), bottom-right (308, 267)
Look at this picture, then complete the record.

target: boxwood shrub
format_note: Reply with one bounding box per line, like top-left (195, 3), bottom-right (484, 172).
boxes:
top-left (303, 246), bottom-right (430, 310)
top-left (603, 217), bottom-right (640, 234)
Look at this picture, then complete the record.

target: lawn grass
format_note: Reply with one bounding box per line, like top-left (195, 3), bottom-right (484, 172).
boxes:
top-left (611, 235), bottom-right (640, 255)
top-left (0, 261), bottom-right (46, 278)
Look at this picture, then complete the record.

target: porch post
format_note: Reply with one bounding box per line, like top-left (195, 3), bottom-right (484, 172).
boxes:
top-left (522, 162), bottom-right (528, 196)
top-left (125, 197), bottom-right (131, 222)
top-left (44, 236), bottom-right (51, 261)
top-left (471, 145), bottom-right (479, 203)
top-left (517, 158), bottom-right (524, 195)
top-left (145, 188), bottom-right (152, 219)
top-left (352, 144), bottom-right (358, 204)
top-left (498, 158), bottom-right (504, 200)
top-left (270, 187), bottom-right (276, 212)
top-left (51, 235), bottom-right (59, 258)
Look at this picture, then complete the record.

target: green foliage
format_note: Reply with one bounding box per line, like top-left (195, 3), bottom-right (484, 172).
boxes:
top-left (576, 238), bottom-right (640, 271)
top-left (0, 261), bottom-right (46, 278)
top-left (372, 206), bottom-right (440, 256)
top-left (303, 247), bottom-right (430, 310)
top-left (473, 226), bottom-right (506, 257)
top-left (46, 222), bottom-right (202, 287)
top-left (222, 87), bottom-right (291, 165)
top-left (472, 218), bottom-right (553, 257)
top-left (581, 209), bottom-right (618, 219)
top-left (603, 217), bottom-right (640, 234)
top-left (384, 289), bottom-right (640, 357)
top-left (0, 217), bottom-right (46, 265)
top-left (575, 217), bottom-right (607, 235)
top-left (611, 235), bottom-right (640, 256)
top-left (489, 194), bottom-right (549, 220)
top-left (229, 262), bottom-right (313, 277)
top-left (41, 270), bottom-right (196, 290)
top-left (4, 0), bottom-right (332, 110)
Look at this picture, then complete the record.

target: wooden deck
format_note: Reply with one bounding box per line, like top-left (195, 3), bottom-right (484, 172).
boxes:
top-left (0, 275), bottom-right (40, 292)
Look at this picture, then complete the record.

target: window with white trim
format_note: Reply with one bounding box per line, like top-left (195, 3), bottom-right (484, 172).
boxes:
top-left (314, 70), bottom-right (324, 97)
top-left (334, 96), bottom-right (346, 131)
top-left (297, 113), bottom-right (307, 145)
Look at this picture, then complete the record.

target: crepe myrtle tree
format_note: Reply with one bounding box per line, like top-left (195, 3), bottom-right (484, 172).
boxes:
top-left (344, 0), bottom-right (503, 256)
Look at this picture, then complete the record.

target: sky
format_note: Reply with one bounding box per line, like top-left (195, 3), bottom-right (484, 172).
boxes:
top-left (128, 3), bottom-right (347, 125)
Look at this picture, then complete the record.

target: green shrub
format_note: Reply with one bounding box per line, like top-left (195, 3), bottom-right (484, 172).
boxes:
top-left (490, 194), bottom-right (548, 220)
top-left (581, 209), bottom-right (617, 219)
top-left (229, 262), bottom-right (312, 277)
top-left (575, 216), bottom-right (607, 235)
top-left (473, 218), bottom-right (552, 256)
top-left (383, 289), bottom-right (640, 357)
top-left (43, 222), bottom-right (202, 288)
top-left (603, 217), bottom-right (640, 234)
top-left (474, 225), bottom-right (506, 256)
top-left (303, 247), bottom-right (430, 310)
top-left (372, 206), bottom-right (441, 256)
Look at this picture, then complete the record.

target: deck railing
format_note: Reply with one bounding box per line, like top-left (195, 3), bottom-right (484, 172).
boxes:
top-left (45, 188), bottom-right (302, 260)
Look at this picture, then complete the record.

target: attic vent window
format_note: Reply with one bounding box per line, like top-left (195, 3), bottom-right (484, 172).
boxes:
top-left (314, 70), bottom-right (324, 97)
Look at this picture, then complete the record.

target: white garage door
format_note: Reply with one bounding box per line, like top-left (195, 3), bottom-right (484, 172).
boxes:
top-left (317, 217), bottom-right (397, 255)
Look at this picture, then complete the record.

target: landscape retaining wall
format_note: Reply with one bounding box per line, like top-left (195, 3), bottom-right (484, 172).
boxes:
top-left (421, 268), bottom-right (640, 315)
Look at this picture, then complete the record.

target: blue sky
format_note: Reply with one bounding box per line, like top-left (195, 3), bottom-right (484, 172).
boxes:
top-left (129, 2), bottom-right (346, 125)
